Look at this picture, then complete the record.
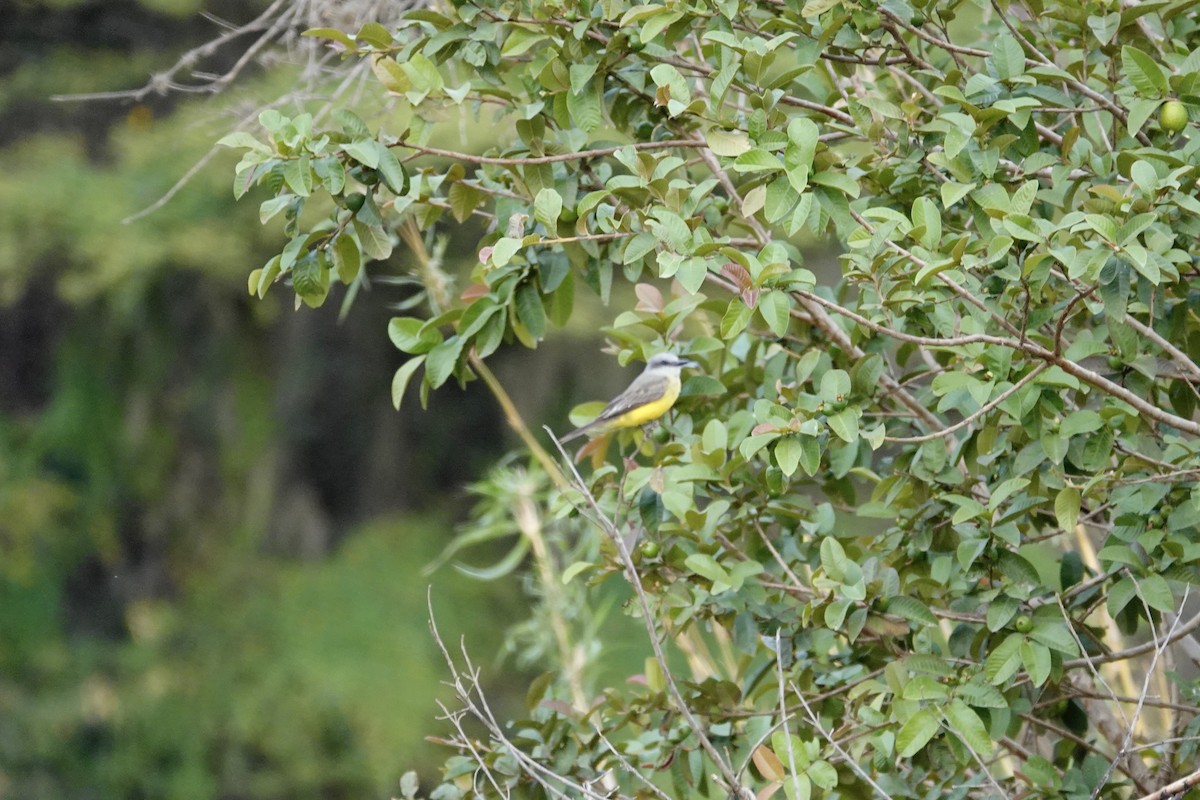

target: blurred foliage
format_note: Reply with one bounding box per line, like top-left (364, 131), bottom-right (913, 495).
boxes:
top-left (0, 107), bottom-right (270, 303)
top-left (1, 513), bottom-right (519, 799)
top-left (224, 0), bottom-right (1200, 797)
top-left (0, 1), bottom-right (532, 798)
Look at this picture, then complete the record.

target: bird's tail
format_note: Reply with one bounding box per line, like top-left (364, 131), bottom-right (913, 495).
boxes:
top-left (559, 421), bottom-right (598, 443)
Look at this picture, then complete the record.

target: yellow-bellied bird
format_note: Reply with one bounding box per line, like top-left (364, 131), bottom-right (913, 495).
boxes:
top-left (560, 353), bottom-right (699, 442)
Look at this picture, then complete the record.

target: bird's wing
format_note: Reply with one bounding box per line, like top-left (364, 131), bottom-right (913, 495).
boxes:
top-left (596, 372), bottom-right (671, 422)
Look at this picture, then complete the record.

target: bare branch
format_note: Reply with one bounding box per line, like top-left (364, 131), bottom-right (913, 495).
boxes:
top-left (1091, 588), bottom-right (1191, 799)
top-left (1134, 766), bottom-right (1200, 800)
top-left (544, 426), bottom-right (746, 797)
top-left (884, 364), bottom-right (1048, 443)
top-left (787, 678), bottom-right (892, 800)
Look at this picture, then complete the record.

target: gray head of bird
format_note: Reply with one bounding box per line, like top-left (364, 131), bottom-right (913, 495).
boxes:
top-left (644, 353), bottom-right (699, 373)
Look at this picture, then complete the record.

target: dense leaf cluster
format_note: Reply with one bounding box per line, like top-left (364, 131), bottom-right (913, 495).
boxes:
top-left (224, 0), bottom-right (1200, 797)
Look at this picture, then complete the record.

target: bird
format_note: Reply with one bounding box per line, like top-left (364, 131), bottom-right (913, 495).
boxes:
top-left (560, 353), bottom-right (699, 443)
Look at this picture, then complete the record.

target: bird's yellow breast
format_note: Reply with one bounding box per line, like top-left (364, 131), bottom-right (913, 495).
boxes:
top-left (606, 379), bottom-right (681, 430)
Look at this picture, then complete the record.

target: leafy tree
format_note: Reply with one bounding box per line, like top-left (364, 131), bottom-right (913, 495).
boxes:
top-left (222, 0), bottom-right (1200, 797)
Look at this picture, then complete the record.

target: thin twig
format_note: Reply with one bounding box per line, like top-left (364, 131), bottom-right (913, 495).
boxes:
top-left (1064, 606), bottom-right (1200, 669)
top-left (544, 427), bottom-right (746, 796)
top-left (1134, 766), bottom-right (1200, 800)
top-left (775, 634), bottom-right (805, 800)
top-left (788, 679), bottom-right (892, 800)
top-left (396, 138), bottom-right (704, 166)
top-left (884, 364), bottom-right (1047, 443)
top-left (1091, 588), bottom-right (1190, 799)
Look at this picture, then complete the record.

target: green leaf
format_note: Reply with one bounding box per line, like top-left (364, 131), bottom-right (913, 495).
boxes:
top-left (254, 255), bottom-right (281, 299)
top-left (1108, 576), bottom-right (1137, 617)
top-left (811, 170), bottom-right (861, 198)
top-left (448, 182), bottom-right (484, 222)
top-left (1055, 488), bottom-right (1080, 532)
top-left (376, 145), bottom-right (407, 195)
top-left (825, 597), bottom-right (854, 629)
top-left (758, 290), bottom-right (792, 337)
top-left (302, 27), bottom-right (357, 49)
top-left (775, 436), bottom-right (802, 477)
top-left (501, 27), bottom-right (549, 57)
top-left (702, 420), bottom-right (728, 452)
top-left (547, 274), bottom-right (574, 328)
top-left (1126, 97), bottom-right (1161, 135)
top-left (453, 538), bottom-right (530, 580)
top-left (1122, 45), bottom-right (1168, 97)
top-left (944, 698), bottom-right (993, 756)
top-left (997, 550), bottom-right (1041, 586)
top-left (514, 282), bottom-right (546, 341)
top-left (355, 21), bottom-right (395, 48)
top-left (940, 112), bottom-right (976, 159)
top-left (1029, 622), bottom-right (1080, 656)
top-left (344, 138), bottom-right (380, 168)
top-left (372, 56), bottom-right (410, 93)
top-left (312, 157), bottom-right (346, 195)
top-left (569, 63), bottom-right (598, 95)
top-left (1020, 640), bottom-right (1052, 686)
top-left (819, 369), bottom-right (850, 404)
top-left (986, 594), bottom-right (1020, 632)
top-left (911, 196), bottom-right (941, 250)
top-left (332, 234), bottom-right (361, 283)
top-left (291, 253), bottom-right (323, 297)
top-left (217, 131), bottom-right (269, 151)
top-left (491, 237), bottom-right (523, 267)
top-left (886, 596), bottom-right (937, 626)
top-left (685, 553), bottom-right (729, 584)
top-left (826, 408), bottom-right (859, 443)
top-left (945, 494), bottom-right (986, 525)
top-left (1087, 12), bottom-right (1120, 44)
top-left (801, 0), bottom-right (841, 15)
top-left (400, 53), bottom-right (444, 96)
top-left (984, 633), bottom-right (1024, 685)
top-left (676, 257), bottom-right (708, 294)
top-left (333, 109), bottom-right (370, 138)
top-left (1136, 574), bottom-right (1175, 612)
top-left (956, 678), bottom-right (1008, 709)
top-left (819, 537), bottom-right (850, 582)
top-left (561, 560), bottom-right (593, 584)
top-left (567, 77), bottom-right (603, 132)
top-left (807, 760), bottom-right (838, 791)
top-left (896, 709), bottom-right (939, 758)
top-left (353, 219), bottom-right (393, 260)
top-left (905, 654), bottom-right (956, 676)
top-left (991, 34), bottom-right (1026, 81)
top-left (940, 181), bottom-right (976, 208)
top-left (741, 185), bottom-right (766, 218)
top-left (720, 299), bottom-right (754, 339)
top-left (283, 156), bottom-right (313, 196)
top-left (622, 232), bottom-right (658, 265)
top-left (534, 188), bottom-right (563, 232)
top-left (732, 149), bottom-right (784, 173)
top-left (259, 195), bottom-right (292, 224)
top-left (798, 436), bottom-right (821, 476)
top-left (640, 8), bottom-right (684, 43)
top-left (680, 374), bottom-right (724, 397)
top-left (1060, 410), bottom-right (1102, 437)
top-left (764, 178), bottom-right (800, 223)
top-left (425, 337), bottom-right (466, 389)
top-left (706, 128), bottom-right (752, 157)
top-left (391, 356), bottom-right (426, 410)
top-left (388, 317), bottom-right (443, 354)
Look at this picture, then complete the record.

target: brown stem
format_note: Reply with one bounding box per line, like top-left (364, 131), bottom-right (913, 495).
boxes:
top-left (395, 138), bottom-right (704, 166)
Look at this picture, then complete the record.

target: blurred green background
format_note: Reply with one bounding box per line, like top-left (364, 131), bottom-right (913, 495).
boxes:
top-left (0, 1), bottom-right (603, 796)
